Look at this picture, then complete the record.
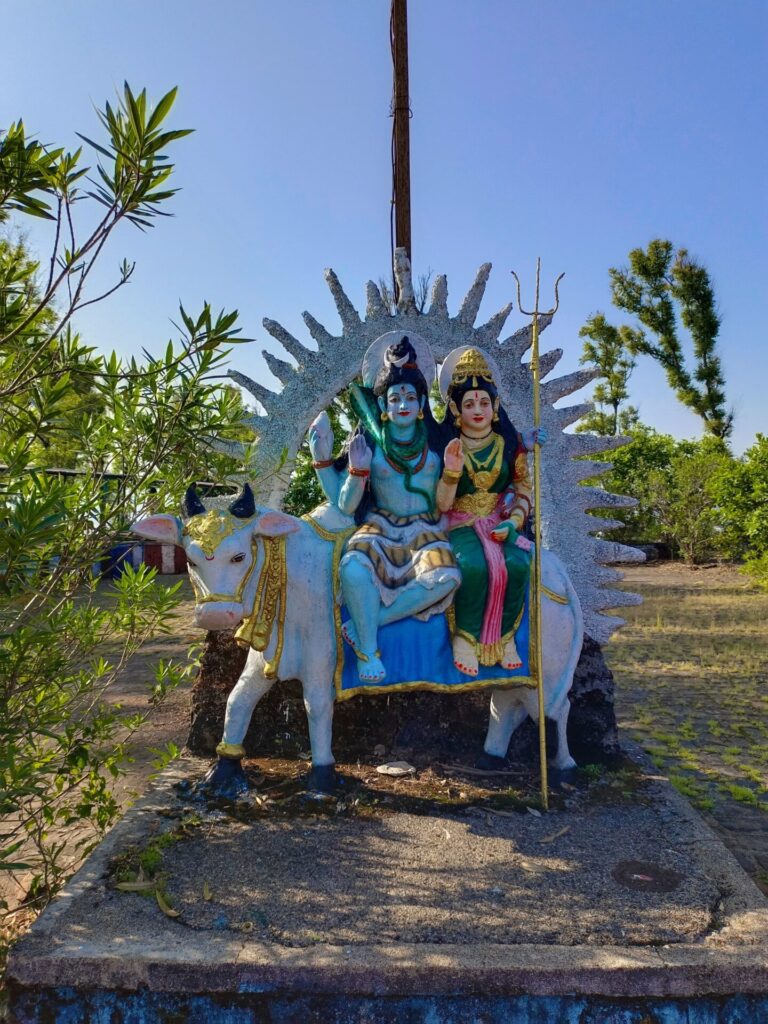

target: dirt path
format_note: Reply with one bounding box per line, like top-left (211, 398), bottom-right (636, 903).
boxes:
top-left (106, 575), bottom-right (198, 807)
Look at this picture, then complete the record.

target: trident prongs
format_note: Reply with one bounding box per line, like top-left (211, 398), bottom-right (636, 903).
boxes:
top-left (511, 260), bottom-right (564, 320)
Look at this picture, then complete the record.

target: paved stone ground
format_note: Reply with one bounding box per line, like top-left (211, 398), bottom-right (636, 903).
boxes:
top-left (608, 562), bottom-right (768, 894)
top-left (51, 754), bottom-right (735, 951)
top-left (7, 754), bottom-right (768, 1019)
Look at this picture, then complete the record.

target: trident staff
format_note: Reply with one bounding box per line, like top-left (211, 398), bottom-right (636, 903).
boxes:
top-left (511, 261), bottom-right (564, 811)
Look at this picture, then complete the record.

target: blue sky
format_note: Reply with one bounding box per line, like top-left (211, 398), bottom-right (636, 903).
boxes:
top-left (3, 0), bottom-right (766, 453)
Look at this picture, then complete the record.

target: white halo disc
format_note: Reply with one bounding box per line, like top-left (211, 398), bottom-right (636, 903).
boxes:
top-left (438, 345), bottom-right (503, 401)
top-left (361, 330), bottom-right (436, 389)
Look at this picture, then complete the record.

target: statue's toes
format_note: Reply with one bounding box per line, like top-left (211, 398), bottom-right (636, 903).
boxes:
top-left (358, 654), bottom-right (385, 683)
top-left (454, 659), bottom-right (479, 677)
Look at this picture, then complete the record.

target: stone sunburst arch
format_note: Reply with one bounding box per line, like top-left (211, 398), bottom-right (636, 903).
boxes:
top-left (214, 249), bottom-right (642, 646)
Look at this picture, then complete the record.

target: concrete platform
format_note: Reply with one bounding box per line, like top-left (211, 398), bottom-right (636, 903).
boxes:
top-left (8, 749), bottom-right (768, 1023)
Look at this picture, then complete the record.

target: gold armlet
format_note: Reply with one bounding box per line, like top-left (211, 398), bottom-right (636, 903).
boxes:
top-left (441, 469), bottom-right (462, 484)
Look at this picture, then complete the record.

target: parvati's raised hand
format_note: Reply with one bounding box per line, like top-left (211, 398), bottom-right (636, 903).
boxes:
top-left (443, 437), bottom-right (464, 474)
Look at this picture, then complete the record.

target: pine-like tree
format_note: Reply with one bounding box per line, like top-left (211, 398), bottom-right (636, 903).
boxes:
top-left (576, 313), bottom-right (640, 436)
top-left (609, 240), bottom-right (732, 439)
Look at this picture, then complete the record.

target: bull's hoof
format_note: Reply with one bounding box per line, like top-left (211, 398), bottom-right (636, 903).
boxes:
top-left (306, 763), bottom-right (338, 794)
top-left (197, 756), bottom-right (249, 799)
top-left (550, 764), bottom-right (579, 789)
top-left (475, 751), bottom-right (509, 772)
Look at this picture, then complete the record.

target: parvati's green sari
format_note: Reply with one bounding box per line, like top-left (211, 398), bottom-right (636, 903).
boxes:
top-left (447, 434), bottom-right (532, 666)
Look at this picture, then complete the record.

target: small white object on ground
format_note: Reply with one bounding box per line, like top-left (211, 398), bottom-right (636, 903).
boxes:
top-left (376, 761), bottom-right (416, 776)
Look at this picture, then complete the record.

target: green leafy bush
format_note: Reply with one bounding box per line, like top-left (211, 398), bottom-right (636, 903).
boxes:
top-left (591, 426), bottom-right (736, 563)
top-left (713, 434), bottom-right (768, 563)
top-left (0, 85), bottom-right (245, 909)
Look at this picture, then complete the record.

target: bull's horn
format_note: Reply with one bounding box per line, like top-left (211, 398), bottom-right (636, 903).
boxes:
top-left (182, 486), bottom-right (207, 519)
top-left (228, 482), bottom-right (256, 519)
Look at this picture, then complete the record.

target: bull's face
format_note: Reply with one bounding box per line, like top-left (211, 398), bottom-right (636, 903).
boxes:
top-left (131, 484), bottom-right (298, 631)
top-left (183, 512), bottom-right (256, 630)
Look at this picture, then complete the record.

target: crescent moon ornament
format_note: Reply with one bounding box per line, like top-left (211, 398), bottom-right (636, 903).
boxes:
top-left (361, 330), bottom-right (436, 388)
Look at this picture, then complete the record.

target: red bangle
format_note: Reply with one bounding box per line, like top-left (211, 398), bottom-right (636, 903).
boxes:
top-left (312, 459), bottom-right (334, 469)
top-left (348, 467), bottom-right (370, 478)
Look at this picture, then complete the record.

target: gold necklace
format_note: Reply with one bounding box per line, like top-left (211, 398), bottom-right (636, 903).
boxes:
top-left (462, 433), bottom-right (504, 491)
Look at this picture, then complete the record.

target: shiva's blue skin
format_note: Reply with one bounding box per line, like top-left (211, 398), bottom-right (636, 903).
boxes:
top-left (310, 383), bottom-right (455, 683)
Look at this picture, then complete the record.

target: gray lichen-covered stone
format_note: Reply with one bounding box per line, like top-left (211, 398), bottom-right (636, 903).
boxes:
top-left (212, 251), bottom-right (641, 644)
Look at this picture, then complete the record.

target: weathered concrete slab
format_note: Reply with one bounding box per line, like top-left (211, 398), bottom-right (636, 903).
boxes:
top-left (8, 748), bottom-right (768, 1023)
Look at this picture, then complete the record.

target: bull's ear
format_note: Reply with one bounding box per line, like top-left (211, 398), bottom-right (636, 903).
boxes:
top-left (253, 510), bottom-right (300, 538)
top-left (130, 514), bottom-right (183, 546)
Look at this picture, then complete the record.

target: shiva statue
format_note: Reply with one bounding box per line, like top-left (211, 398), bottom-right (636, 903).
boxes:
top-left (436, 346), bottom-right (536, 678)
top-left (308, 332), bottom-right (461, 684)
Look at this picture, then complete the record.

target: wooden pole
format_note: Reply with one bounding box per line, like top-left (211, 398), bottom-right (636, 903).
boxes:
top-left (392, 0), bottom-right (412, 267)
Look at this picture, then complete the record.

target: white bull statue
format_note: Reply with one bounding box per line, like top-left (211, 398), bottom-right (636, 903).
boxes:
top-left (132, 483), bottom-right (582, 794)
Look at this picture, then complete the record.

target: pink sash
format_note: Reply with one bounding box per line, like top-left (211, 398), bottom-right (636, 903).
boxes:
top-left (447, 496), bottom-right (507, 647)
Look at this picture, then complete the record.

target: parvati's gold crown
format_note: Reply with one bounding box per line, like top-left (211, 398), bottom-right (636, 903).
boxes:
top-left (450, 347), bottom-right (496, 390)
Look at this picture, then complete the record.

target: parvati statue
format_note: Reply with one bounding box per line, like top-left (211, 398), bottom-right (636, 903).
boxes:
top-left (437, 346), bottom-right (534, 678)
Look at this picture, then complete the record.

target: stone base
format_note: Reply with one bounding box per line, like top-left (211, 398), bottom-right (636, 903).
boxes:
top-left (187, 631), bottom-right (620, 764)
top-left (10, 971), bottom-right (768, 1023)
top-left (9, 747), bottom-right (768, 1023)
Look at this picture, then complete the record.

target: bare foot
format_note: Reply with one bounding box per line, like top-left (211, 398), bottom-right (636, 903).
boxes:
top-left (357, 651), bottom-right (386, 683)
top-left (500, 636), bottom-right (522, 671)
top-left (343, 621), bottom-right (386, 682)
top-left (453, 635), bottom-right (478, 677)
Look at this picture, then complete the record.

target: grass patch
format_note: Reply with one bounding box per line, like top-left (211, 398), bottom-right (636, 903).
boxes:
top-left (721, 783), bottom-right (759, 806)
top-left (607, 563), bottom-right (768, 865)
top-left (110, 814), bottom-right (203, 886)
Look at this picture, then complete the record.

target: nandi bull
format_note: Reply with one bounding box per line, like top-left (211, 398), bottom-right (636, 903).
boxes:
top-left (132, 481), bottom-right (582, 794)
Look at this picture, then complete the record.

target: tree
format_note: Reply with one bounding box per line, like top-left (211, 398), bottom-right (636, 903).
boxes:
top-left (595, 424), bottom-right (681, 543)
top-left (593, 425), bottom-right (737, 563)
top-left (610, 240), bottom-right (732, 439)
top-left (598, 423), bottom-right (737, 565)
top-left (645, 437), bottom-right (732, 564)
top-left (712, 434), bottom-right (768, 585)
top-left (576, 313), bottom-right (639, 436)
top-left (0, 86), bottom-right (246, 909)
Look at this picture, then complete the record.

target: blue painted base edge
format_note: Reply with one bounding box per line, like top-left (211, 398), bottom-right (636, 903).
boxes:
top-left (9, 986), bottom-right (768, 1024)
